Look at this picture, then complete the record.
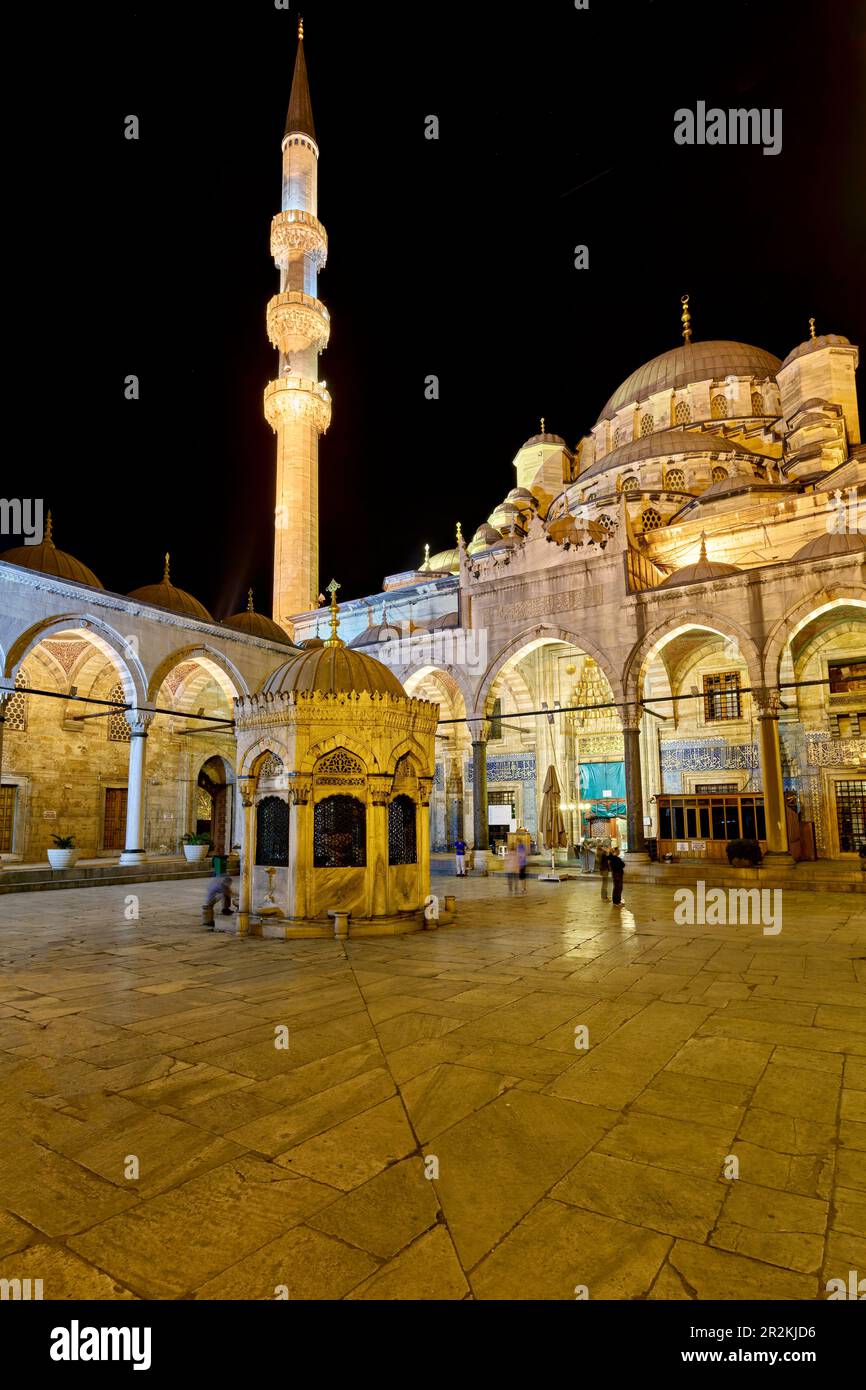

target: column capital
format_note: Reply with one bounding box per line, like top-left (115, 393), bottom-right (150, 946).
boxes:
top-left (368, 773), bottom-right (391, 806)
top-left (620, 705), bottom-right (644, 733)
top-left (467, 717), bottom-right (490, 744)
top-left (418, 776), bottom-right (434, 808)
top-left (286, 775), bottom-right (312, 806)
top-left (753, 687), bottom-right (782, 719)
top-left (238, 775), bottom-right (257, 809)
top-left (124, 706), bottom-right (156, 736)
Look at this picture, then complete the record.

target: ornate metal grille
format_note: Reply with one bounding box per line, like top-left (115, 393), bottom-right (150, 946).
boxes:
top-left (256, 795), bottom-right (289, 866)
top-left (317, 747), bottom-right (364, 776)
top-left (641, 507), bottom-right (663, 532)
top-left (703, 672), bottom-right (742, 722)
top-left (388, 794), bottom-right (417, 865)
top-left (711, 394), bottom-right (728, 419)
top-left (835, 779), bottom-right (866, 852)
top-left (621, 475), bottom-right (639, 492)
top-left (5, 668), bottom-right (27, 732)
top-left (665, 468), bottom-right (686, 490)
top-left (674, 399), bottom-right (691, 424)
top-left (712, 465), bottom-right (729, 483)
top-left (751, 391), bottom-right (764, 415)
top-left (107, 683), bottom-right (130, 742)
top-left (258, 753), bottom-right (284, 780)
top-left (640, 413), bottom-right (654, 436)
top-left (314, 795), bottom-right (366, 867)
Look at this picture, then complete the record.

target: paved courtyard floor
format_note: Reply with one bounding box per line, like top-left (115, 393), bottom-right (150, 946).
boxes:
top-left (0, 876), bottom-right (864, 1301)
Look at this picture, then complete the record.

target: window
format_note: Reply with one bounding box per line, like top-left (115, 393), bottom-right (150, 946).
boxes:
top-left (751, 391), bottom-right (763, 415)
top-left (621, 475), bottom-right (639, 492)
top-left (613, 425), bottom-right (624, 447)
top-left (314, 794), bottom-right (366, 867)
top-left (0, 784), bottom-right (15, 853)
top-left (828, 657), bottom-right (866, 695)
top-left (107, 683), bottom-right (130, 742)
top-left (489, 697), bottom-right (502, 741)
top-left (711, 466), bottom-right (729, 484)
top-left (5, 667), bottom-right (27, 732)
top-left (665, 468), bottom-right (686, 490)
top-left (674, 400), bottom-right (691, 424)
top-left (256, 795), bottom-right (289, 867)
top-left (597, 514), bottom-right (616, 534)
top-left (835, 779), bottom-right (866, 853)
top-left (388, 795), bottom-right (417, 865)
top-left (703, 672), bottom-right (742, 722)
top-left (640, 413), bottom-right (654, 437)
top-left (641, 507), bottom-right (663, 532)
top-left (711, 394), bottom-right (728, 419)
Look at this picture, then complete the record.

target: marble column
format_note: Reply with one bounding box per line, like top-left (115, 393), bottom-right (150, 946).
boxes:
top-left (418, 778), bottom-right (433, 907)
top-left (368, 776), bottom-right (390, 917)
top-left (445, 757), bottom-right (464, 848)
top-left (755, 689), bottom-right (794, 863)
top-left (622, 710), bottom-right (649, 861)
top-left (471, 739), bottom-right (489, 851)
top-left (286, 777), bottom-right (311, 921)
top-left (237, 778), bottom-right (256, 935)
top-left (120, 708), bottom-right (155, 864)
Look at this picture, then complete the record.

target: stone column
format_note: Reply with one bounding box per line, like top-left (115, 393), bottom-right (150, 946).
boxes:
top-left (755, 689), bottom-right (794, 863)
top-left (286, 777), bottom-right (311, 921)
top-left (368, 776), bottom-right (390, 917)
top-left (418, 777), bottom-right (433, 908)
top-left (0, 687), bottom-right (10, 868)
top-left (445, 756), bottom-right (464, 848)
top-left (469, 718), bottom-right (490, 855)
top-left (120, 707), bottom-right (155, 865)
top-left (237, 777), bottom-right (256, 935)
top-left (622, 708), bottom-right (649, 862)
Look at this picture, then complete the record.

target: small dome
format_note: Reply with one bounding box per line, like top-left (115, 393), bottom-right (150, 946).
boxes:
top-left (779, 332), bottom-right (852, 371)
top-left (658, 534), bottom-right (742, 589)
top-left (467, 522), bottom-right (502, 555)
top-left (223, 591), bottom-right (296, 645)
top-left (521, 431), bottom-right (568, 449)
top-left (263, 640), bottom-right (405, 697)
top-left (0, 512), bottom-right (103, 589)
top-left (506, 487), bottom-right (538, 506)
top-left (298, 635), bottom-right (325, 649)
top-left (597, 340), bottom-right (781, 422)
top-left (426, 547), bottom-right (460, 574)
top-left (791, 530), bottom-right (866, 562)
top-left (580, 429), bottom-right (751, 483)
top-left (129, 555), bottom-right (212, 623)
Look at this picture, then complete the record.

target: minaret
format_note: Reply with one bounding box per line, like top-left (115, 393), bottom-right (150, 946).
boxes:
top-left (265, 18), bottom-right (331, 629)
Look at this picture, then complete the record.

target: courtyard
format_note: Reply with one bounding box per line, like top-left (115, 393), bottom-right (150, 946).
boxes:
top-left (0, 874), bottom-right (864, 1301)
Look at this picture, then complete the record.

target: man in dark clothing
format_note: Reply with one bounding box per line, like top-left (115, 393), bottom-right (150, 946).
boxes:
top-left (607, 850), bottom-right (625, 905)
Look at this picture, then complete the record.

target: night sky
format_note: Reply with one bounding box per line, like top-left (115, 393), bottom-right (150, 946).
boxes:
top-left (23, 0), bottom-right (865, 619)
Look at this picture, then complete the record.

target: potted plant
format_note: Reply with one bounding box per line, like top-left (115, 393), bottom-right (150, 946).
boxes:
top-left (182, 832), bottom-right (211, 863)
top-left (726, 838), bottom-right (762, 868)
top-left (47, 834), bottom-right (79, 869)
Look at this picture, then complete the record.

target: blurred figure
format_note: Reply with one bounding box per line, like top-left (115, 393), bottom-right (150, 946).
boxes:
top-left (598, 847), bottom-right (611, 901)
top-left (516, 840), bottom-right (528, 894)
top-left (504, 845), bottom-right (519, 893)
top-left (607, 849), bottom-right (625, 905)
top-left (202, 873), bottom-right (234, 928)
top-left (454, 837), bottom-right (467, 876)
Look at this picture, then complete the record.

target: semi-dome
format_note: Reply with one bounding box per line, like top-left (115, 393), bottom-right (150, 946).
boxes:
top-left (791, 529), bottom-right (866, 562)
top-left (658, 534), bottom-right (743, 588)
top-left (597, 340), bottom-right (781, 423)
top-left (0, 512), bottom-right (103, 589)
top-left (223, 590), bottom-right (296, 645)
top-left (780, 332), bottom-right (852, 371)
top-left (128, 554), bottom-right (213, 623)
top-left (580, 429), bottom-right (753, 483)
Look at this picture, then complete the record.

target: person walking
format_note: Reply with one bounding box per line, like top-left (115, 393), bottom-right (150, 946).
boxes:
top-left (516, 839), bottom-right (528, 894)
top-left (598, 847), bottom-right (611, 902)
top-left (454, 838), bottom-right (467, 877)
top-left (504, 845), bottom-right (519, 894)
top-left (608, 848), bottom-right (625, 905)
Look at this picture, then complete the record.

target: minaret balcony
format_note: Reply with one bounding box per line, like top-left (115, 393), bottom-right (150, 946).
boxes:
top-left (266, 291), bottom-right (330, 356)
top-left (270, 210), bottom-right (328, 270)
top-left (264, 376), bottom-right (332, 435)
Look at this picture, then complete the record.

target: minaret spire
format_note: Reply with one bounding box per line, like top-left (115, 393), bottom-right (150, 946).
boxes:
top-left (284, 18), bottom-right (316, 142)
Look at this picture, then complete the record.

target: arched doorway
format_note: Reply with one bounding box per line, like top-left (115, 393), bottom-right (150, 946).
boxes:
top-left (197, 755), bottom-right (232, 853)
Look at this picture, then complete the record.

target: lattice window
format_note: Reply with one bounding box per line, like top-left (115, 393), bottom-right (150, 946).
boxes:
top-left (314, 794), bottom-right (366, 868)
top-left (674, 399), bottom-right (691, 424)
top-left (258, 753), bottom-right (284, 780)
top-left (835, 779), bottom-right (866, 853)
top-left (106, 683), bottom-right (130, 742)
top-left (665, 468), bottom-right (687, 490)
top-left (316, 747), bottom-right (364, 776)
top-left (388, 794), bottom-right (417, 865)
top-left (196, 786), bottom-right (212, 820)
top-left (703, 672), bottom-right (742, 722)
top-left (4, 667), bottom-right (27, 732)
top-left (597, 514), bottom-right (616, 533)
top-left (641, 507), bottom-right (663, 532)
top-left (256, 795), bottom-right (289, 867)
top-left (711, 394), bottom-right (728, 419)
top-left (621, 475), bottom-right (639, 492)
top-left (640, 413), bottom-right (654, 437)
top-left (613, 425), bottom-right (624, 447)
top-left (712, 465), bottom-right (729, 483)
top-left (750, 391), bottom-right (763, 415)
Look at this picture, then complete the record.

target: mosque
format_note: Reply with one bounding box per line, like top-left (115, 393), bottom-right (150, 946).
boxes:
top-left (1, 23), bottom-right (864, 929)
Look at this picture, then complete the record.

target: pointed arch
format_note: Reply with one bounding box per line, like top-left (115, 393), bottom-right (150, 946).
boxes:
top-left (474, 625), bottom-right (621, 715)
top-left (624, 609), bottom-right (762, 705)
top-left (147, 644), bottom-right (249, 704)
top-left (762, 588), bottom-right (866, 687)
top-left (4, 613), bottom-right (146, 705)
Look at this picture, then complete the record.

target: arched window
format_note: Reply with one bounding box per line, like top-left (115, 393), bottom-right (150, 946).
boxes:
top-left (621, 475), bottom-right (639, 492)
top-left (5, 667), bottom-right (28, 732)
top-left (674, 399), bottom-right (691, 425)
top-left (256, 795), bottom-right (288, 867)
top-left (597, 514), bottom-right (616, 534)
top-left (665, 468), bottom-right (686, 490)
top-left (711, 394), bottom-right (728, 419)
top-left (613, 425), bottom-right (624, 447)
top-left (640, 413), bottom-right (654, 437)
top-left (107, 683), bottom-right (131, 742)
top-left (314, 795), bottom-right (366, 868)
top-left (751, 391), bottom-right (763, 415)
top-left (712, 465), bottom-right (729, 484)
top-left (388, 795), bottom-right (417, 865)
top-left (641, 507), bottom-right (663, 532)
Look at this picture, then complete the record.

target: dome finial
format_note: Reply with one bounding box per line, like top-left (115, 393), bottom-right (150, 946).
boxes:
top-left (540, 417), bottom-right (545, 434)
top-left (699, 531), bottom-right (708, 562)
top-left (163, 552), bottom-right (171, 584)
top-left (423, 542), bottom-right (430, 566)
top-left (247, 587), bottom-right (255, 613)
top-left (809, 316), bottom-right (816, 340)
top-left (456, 520), bottom-right (462, 545)
top-left (298, 15), bottom-right (304, 40)
top-left (325, 578), bottom-right (344, 647)
top-left (681, 295), bottom-right (692, 344)
top-left (45, 510), bottom-right (54, 547)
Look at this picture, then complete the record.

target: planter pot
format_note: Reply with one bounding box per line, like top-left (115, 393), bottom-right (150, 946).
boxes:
top-left (47, 849), bottom-right (79, 870)
top-left (183, 844), bottom-right (209, 863)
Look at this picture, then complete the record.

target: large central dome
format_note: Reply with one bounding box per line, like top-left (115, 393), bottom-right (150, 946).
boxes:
top-left (597, 340), bottom-right (781, 422)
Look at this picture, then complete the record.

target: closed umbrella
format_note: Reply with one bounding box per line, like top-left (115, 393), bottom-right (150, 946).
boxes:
top-left (539, 765), bottom-right (567, 880)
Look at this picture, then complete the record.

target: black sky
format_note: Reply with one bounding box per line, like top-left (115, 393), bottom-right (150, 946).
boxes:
top-left (18, 0), bottom-right (866, 617)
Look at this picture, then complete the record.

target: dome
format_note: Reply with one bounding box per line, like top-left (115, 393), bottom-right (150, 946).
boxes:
top-left (779, 332), bottom-right (852, 371)
top-left (263, 639), bottom-right (405, 697)
top-left (222, 591), bottom-right (296, 645)
top-left (791, 530), bottom-right (866, 562)
top-left (128, 555), bottom-right (213, 623)
top-left (521, 431), bottom-right (568, 449)
top-left (579, 429), bottom-right (753, 483)
top-left (298, 635), bottom-right (325, 649)
top-left (597, 341), bottom-right (781, 422)
top-left (0, 512), bottom-right (103, 589)
top-left (426, 547), bottom-right (460, 574)
top-left (658, 535), bottom-right (743, 589)
top-left (467, 522), bottom-right (502, 555)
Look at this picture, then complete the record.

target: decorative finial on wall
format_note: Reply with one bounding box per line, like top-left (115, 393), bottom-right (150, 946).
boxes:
top-left (681, 295), bottom-right (692, 344)
top-left (809, 316), bottom-right (816, 340)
